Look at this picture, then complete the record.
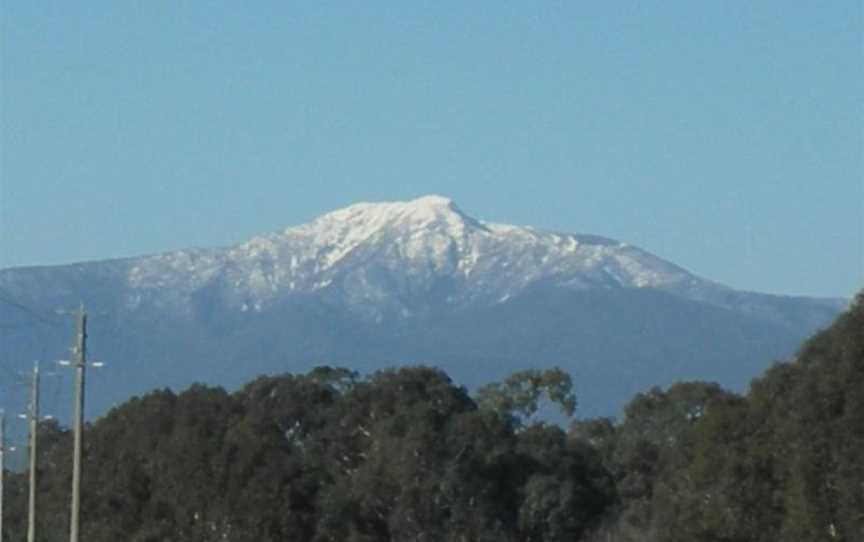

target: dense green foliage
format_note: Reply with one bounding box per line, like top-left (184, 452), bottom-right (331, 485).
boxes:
top-left (3, 367), bottom-right (613, 541)
top-left (3, 293), bottom-right (862, 541)
top-left (575, 292), bottom-right (864, 541)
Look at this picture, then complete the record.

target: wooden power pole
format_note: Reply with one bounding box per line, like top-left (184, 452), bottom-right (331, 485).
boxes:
top-left (69, 306), bottom-right (87, 542)
top-left (27, 363), bottom-right (40, 542)
top-left (0, 410), bottom-right (5, 542)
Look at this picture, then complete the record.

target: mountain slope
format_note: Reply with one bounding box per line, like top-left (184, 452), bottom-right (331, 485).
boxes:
top-left (0, 196), bottom-right (844, 418)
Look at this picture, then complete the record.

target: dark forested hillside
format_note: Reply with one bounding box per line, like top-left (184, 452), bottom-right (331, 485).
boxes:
top-left (4, 293), bottom-right (862, 541)
top-left (575, 292), bottom-right (864, 541)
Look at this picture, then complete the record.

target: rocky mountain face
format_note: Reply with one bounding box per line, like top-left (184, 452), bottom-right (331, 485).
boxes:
top-left (0, 196), bottom-right (844, 418)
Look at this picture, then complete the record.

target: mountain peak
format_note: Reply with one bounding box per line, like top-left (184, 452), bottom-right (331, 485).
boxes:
top-left (331, 194), bottom-right (460, 218)
top-left (407, 194), bottom-right (456, 208)
top-left (300, 195), bottom-right (480, 239)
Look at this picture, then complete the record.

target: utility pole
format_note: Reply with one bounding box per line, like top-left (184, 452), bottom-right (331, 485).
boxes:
top-left (69, 306), bottom-right (86, 542)
top-left (57, 305), bottom-right (102, 542)
top-left (0, 410), bottom-right (5, 542)
top-left (27, 363), bottom-right (40, 542)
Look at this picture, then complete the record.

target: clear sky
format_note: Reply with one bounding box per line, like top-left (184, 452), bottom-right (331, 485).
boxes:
top-left (1, 2), bottom-right (861, 298)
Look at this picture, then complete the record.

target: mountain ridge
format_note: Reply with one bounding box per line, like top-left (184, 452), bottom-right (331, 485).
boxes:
top-left (3, 195), bottom-right (843, 304)
top-left (0, 196), bottom-right (845, 418)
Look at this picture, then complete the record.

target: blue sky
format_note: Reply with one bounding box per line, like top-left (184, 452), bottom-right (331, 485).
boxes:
top-left (1, 2), bottom-right (861, 298)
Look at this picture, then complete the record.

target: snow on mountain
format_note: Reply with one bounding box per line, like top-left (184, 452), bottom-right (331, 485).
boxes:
top-left (122, 195), bottom-right (706, 316)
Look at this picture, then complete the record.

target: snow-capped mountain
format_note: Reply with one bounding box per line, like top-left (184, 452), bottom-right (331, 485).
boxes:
top-left (125, 195), bottom-right (692, 306)
top-left (108, 195), bottom-right (809, 323)
top-left (0, 196), bottom-right (845, 418)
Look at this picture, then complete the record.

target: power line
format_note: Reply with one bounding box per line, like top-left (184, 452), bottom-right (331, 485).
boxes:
top-left (0, 288), bottom-right (63, 329)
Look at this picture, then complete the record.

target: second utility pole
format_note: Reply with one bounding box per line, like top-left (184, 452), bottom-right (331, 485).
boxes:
top-left (0, 410), bottom-right (5, 542)
top-left (69, 306), bottom-right (87, 542)
top-left (27, 363), bottom-right (39, 542)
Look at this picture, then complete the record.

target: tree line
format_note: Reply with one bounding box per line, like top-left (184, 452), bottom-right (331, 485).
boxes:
top-left (3, 292), bottom-right (863, 541)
